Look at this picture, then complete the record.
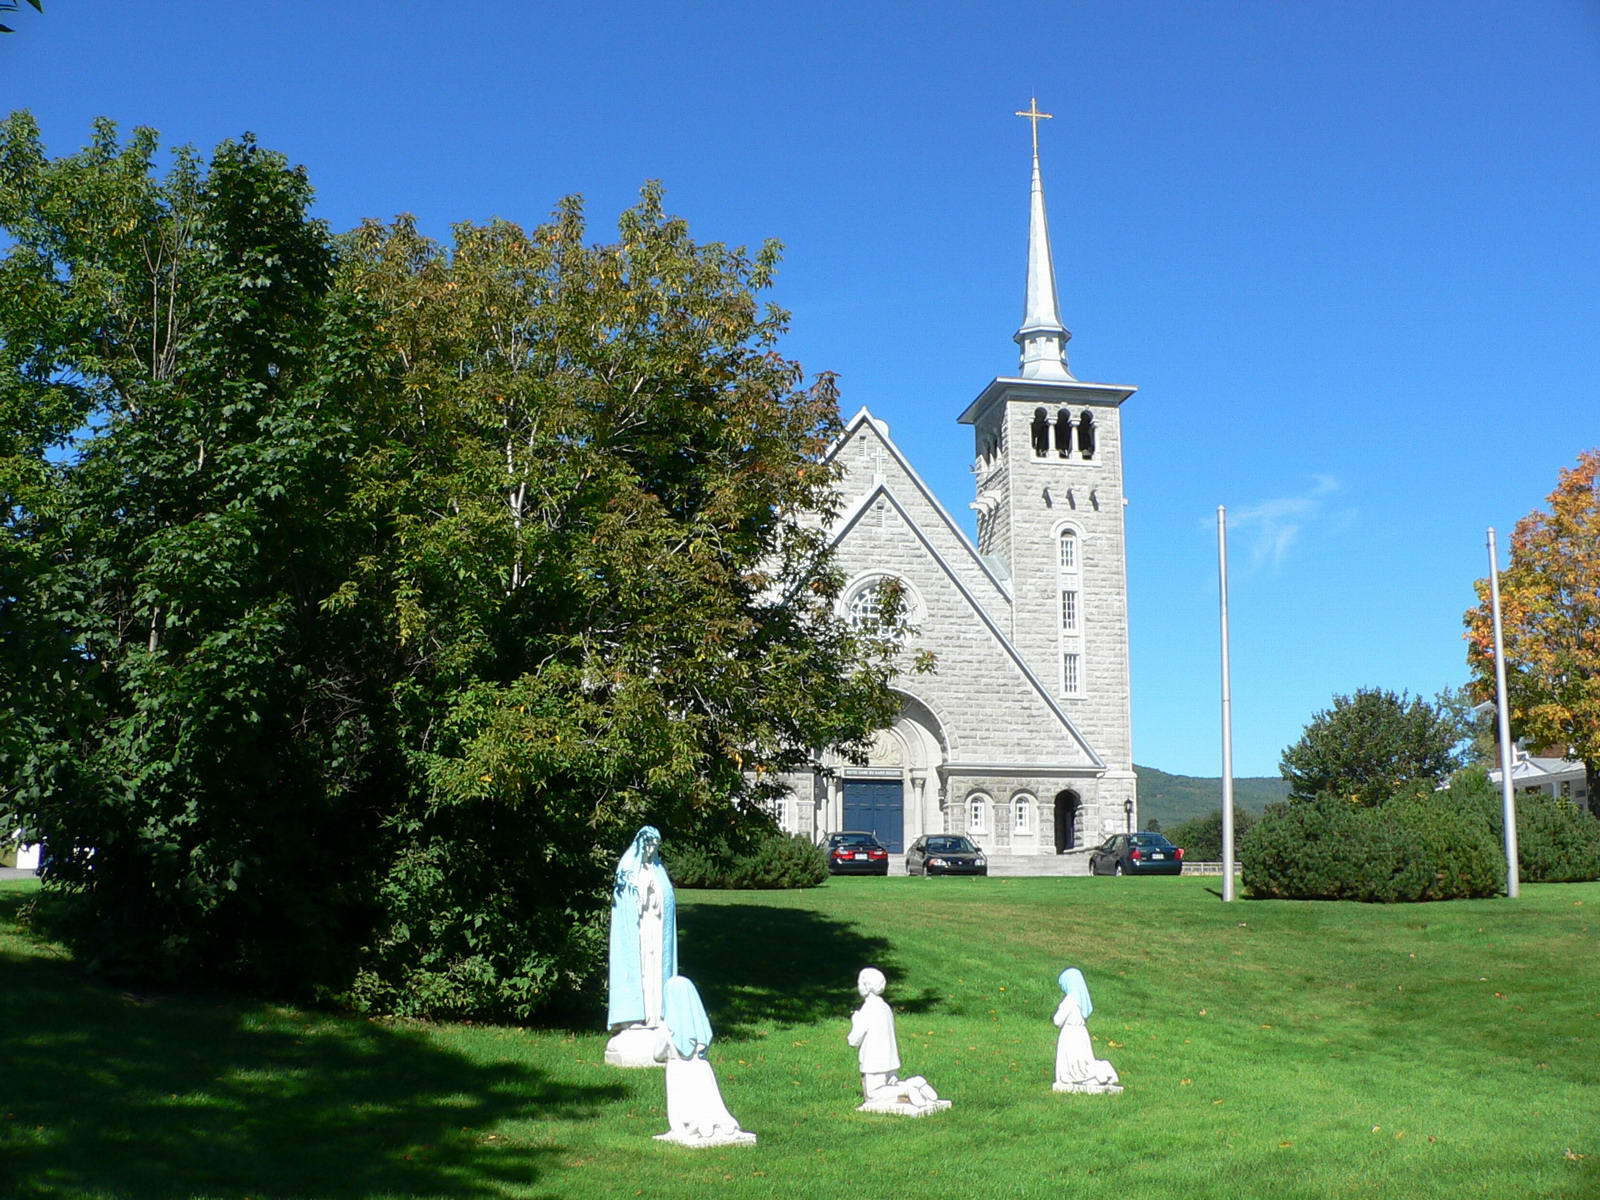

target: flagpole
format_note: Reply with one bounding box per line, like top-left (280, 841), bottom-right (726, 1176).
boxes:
top-left (1218, 506), bottom-right (1236, 902)
top-left (1486, 527), bottom-right (1520, 899)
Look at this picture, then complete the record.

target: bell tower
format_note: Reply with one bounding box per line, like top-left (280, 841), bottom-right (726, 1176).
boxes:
top-left (958, 100), bottom-right (1137, 816)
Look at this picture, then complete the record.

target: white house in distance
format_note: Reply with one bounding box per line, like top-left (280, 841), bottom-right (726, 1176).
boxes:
top-left (772, 107), bottom-right (1138, 863)
top-left (1488, 749), bottom-right (1593, 814)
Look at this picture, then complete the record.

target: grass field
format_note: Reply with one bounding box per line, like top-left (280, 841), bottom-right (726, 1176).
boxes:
top-left (2, 874), bottom-right (1596, 1200)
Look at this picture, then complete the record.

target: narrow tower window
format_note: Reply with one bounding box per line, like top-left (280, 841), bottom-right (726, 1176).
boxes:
top-left (1031, 409), bottom-right (1049, 457)
top-left (1058, 529), bottom-right (1078, 571)
top-left (1078, 411), bottom-right (1096, 460)
top-left (1055, 410), bottom-right (1073, 458)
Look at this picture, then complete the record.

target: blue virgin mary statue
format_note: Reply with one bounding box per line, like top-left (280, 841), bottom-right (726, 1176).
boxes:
top-left (607, 825), bottom-right (678, 1033)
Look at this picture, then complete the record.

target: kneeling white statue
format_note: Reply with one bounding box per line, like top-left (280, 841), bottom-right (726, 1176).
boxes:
top-left (847, 967), bottom-right (950, 1116)
top-left (1052, 967), bottom-right (1122, 1095)
top-left (652, 975), bottom-right (756, 1147)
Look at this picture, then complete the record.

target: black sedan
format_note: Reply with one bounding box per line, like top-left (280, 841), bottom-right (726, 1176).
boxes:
top-left (826, 831), bottom-right (890, 876)
top-left (1088, 832), bottom-right (1185, 876)
top-left (906, 834), bottom-right (988, 876)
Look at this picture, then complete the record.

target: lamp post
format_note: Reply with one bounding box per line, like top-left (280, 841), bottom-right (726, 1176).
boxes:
top-left (1123, 798), bottom-right (1133, 833)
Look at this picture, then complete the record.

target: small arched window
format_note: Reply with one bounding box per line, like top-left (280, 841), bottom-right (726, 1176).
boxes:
top-left (1058, 528), bottom-right (1078, 572)
top-left (1054, 410), bottom-right (1072, 458)
top-left (1031, 409), bottom-right (1050, 457)
top-left (967, 794), bottom-right (990, 833)
top-left (1077, 411), bottom-right (1096, 460)
top-left (1014, 794), bottom-right (1035, 834)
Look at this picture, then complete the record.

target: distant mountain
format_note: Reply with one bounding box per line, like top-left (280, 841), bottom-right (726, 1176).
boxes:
top-left (1134, 764), bottom-right (1289, 831)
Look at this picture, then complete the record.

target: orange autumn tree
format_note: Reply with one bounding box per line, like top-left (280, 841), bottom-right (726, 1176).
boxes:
top-left (1465, 449), bottom-right (1600, 814)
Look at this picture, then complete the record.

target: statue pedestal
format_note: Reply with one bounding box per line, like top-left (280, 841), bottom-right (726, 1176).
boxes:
top-left (857, 1097), bottom-right (952, 1117)
top-left (653, 1129), bottom-right (757, 1148)
top-left (1053, 1081), bottom-right (1123, 1095)
top-left (605, 1024), bottom-right (664, 1068)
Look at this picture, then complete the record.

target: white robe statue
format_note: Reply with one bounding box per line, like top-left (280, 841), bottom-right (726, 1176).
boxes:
top-left (846, 967), bottom-right (950, 1115)
top-left (605, 826), bottom-right (679, 1068)
top-left (1052, 968), bottom-right (1122, 1095)
top-left (652, 975), bottom-right (756, 1147)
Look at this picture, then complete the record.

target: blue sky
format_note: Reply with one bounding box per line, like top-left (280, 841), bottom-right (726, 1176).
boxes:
top-left (5, 1), bottom-right (1596, 776)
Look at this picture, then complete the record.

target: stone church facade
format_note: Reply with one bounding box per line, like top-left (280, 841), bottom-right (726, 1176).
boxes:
top-left (772, 121), bottom-right (1138, 862)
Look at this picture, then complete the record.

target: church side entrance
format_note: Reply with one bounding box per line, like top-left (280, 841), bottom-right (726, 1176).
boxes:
top-left (1054, 789), bottom-right (1083, 854)
top-left (843, 779), bottom-right (905, 853)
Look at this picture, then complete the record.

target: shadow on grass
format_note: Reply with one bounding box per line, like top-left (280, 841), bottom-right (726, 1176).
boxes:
top-left (676, 900), bottom-right (943, 1039)
top-left (0, 891), bottom-right (623, 1200)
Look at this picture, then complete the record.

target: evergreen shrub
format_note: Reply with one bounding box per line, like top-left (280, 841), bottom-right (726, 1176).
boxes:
top-left (1449, 768), bottom-right (1600, 883)
top-left (1241, 789), bottom-right (1501, 902)
top-left (666, 831), bottom-right (826, 889)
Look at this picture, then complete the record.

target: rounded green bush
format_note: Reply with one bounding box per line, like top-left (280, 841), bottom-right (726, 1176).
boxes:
top-left (1241, 789), bottom-right (1501, 902)
top-left (665, 830), bottom-right (826, 889)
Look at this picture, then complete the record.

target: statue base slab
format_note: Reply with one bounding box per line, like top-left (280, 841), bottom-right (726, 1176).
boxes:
top-left (654, 1129), bottom-right (757, 1148)
top-left (1053, 1081), bottom-right (1123, 1095)
top-left (604, 1025), bottom-right (664, 1068)
top-left (857, 1098), bottom-right (952, 1117)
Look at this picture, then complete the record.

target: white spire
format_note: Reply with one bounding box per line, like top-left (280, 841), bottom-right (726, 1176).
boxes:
top-left (1013, 99), bottom-right (1073, 381)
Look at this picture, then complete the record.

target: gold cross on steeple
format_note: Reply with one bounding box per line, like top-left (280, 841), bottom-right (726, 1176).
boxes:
top-left (1014, 97), bottom-right (1053, 156)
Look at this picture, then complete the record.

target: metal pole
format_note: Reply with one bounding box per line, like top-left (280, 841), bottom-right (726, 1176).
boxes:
top-left (1486, 528), bottom-right (1520, 899)
top-left (1218, 506), bottom-right (1236, 902)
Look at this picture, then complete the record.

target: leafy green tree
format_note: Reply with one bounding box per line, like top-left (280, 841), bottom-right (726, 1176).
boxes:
top-left (1165, 806), bottom-right (1253, 861)
top-left (329, 195), bottom-right (898, 1017)
top-left (0, 112), bottom-right (393, 987)
top-left (1279, 688), bottom-right (1462, 806)
top-left (0, 1), bottom-right (42, 35)
top-left (1, 115), bottom-right (899, 1018)
top-left (1464, 450), bottom-right (1600, 814)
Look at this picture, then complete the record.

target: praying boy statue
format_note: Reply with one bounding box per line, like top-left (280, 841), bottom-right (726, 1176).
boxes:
top-left (846, 967), bottom-right (950, 1114)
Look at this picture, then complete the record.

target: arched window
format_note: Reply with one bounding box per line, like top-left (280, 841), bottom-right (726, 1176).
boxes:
top-left (1031, 409), bottom-right (1050, 457)
top-left (1014, 794), bottom-right (1035, 834)
top-left (1077, 411), bottom-right (1096, 460)
top-left (1058, 528), bottom-right (1078, 572)
top-left (967, 793), bottom-right (990, 834)
top-left (845, 574), bottom-right (919, 632)
top-left (1056, 525), bottom-right (1085, 697)
top-left (1054, 410), bottom-right (1073, 458)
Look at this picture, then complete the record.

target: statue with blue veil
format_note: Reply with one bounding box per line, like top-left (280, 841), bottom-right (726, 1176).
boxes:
top-left (604, 826), bottom-right (678, 1066)
top-left (650, 975), bottom-right (755, 1146)
top-left (1052, 967), bottom-right (1122, 1094)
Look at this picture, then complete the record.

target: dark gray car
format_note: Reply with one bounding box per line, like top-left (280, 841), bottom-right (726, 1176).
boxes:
top-left (906, 834), bottom-right (988, 876)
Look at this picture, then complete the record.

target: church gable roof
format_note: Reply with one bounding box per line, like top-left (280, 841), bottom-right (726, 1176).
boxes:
top-left (826, 408), bottom-right (1011, 611)
top-left (826, 480), bottom-right (1103, 769)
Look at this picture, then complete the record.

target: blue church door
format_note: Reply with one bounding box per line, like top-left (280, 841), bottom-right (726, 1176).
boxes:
top-left (843, 779), bottom-right (905, 853)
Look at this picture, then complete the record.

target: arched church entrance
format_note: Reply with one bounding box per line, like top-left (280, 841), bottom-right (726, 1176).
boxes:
top-left (833, 692), bottom-right (947, 853)
top-left (1054, 789), bottom-right (1083, 853)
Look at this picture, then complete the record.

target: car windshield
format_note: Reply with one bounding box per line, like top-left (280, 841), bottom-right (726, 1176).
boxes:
top-left (832, 833), bottom-right (879, 847)
top-left (926, 837), bottom-right (975, 853)
top-left (1130, 834), bottom-right (1174, 848)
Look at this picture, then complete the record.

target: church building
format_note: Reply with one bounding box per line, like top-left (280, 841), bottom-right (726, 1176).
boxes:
top-left (773, 106), bottom-right (1139, 865)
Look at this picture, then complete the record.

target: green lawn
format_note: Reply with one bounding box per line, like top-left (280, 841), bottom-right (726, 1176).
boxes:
top-left (2, 874), bottom-right (1596, 1199)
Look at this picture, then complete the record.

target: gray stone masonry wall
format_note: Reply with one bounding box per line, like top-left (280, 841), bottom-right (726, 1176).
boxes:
top-left (830, 492), bottom-right (1094, 766)
top-left (834, 418), bottom-right (1011, 618)
top-left (999, 393), bottom-right (1132, 772)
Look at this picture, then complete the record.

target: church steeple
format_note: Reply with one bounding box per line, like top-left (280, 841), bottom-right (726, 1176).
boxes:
top-left (1013, 98), bottom-right (1073, 382)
